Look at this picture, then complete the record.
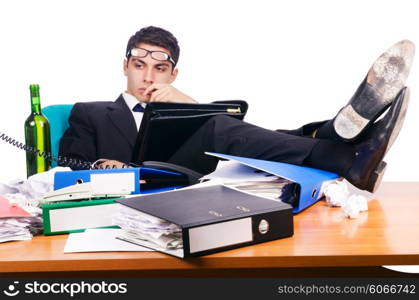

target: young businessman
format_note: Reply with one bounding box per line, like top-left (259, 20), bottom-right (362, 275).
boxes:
top-left (59, 26), bottom-right (415, 192)
top-left (60, 26), bottom-right (196, 169)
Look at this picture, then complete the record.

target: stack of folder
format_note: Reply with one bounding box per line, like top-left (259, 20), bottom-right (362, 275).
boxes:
top-left (41, 167), bottom-right (186, 235)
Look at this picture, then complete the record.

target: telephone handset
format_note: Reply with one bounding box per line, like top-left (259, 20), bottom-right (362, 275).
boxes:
top-left (0, 131), bottom-right (204, 183)
top-left (132, 161), bottom-right (203, 185)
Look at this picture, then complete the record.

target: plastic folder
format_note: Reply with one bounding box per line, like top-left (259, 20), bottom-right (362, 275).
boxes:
top-left (53, 167), bottom-right (187, 195)
top-left (206, 152), bottom-right (339, 213)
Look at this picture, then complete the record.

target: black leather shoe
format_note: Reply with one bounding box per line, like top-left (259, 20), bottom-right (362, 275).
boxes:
top-left (334, 40), bottom-right (414, 142)
top-left (345, 87), bottom-right (409, 192)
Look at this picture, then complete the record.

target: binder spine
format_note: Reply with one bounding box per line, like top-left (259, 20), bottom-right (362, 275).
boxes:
top-left (185, 209), bottom-right (293, 257)
top-left (186, 217), bottom-right (253, 256)
top-left (42, 199), bottom-right (119, 235)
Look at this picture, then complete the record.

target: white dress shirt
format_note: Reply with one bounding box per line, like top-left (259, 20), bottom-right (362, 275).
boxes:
top-left (122, 92), bottom-right (146, 130)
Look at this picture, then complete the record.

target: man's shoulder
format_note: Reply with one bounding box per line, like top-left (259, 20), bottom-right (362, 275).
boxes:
top-left (72, 96), bottom-right (124, 115)
top-left (73, 100), bottom-right (114, 109)
top-left (71, 101), bottom-right (112, 117)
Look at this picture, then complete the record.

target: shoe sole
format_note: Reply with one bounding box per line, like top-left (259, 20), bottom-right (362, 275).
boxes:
top-left (334, 40), bottom-right (415, 141)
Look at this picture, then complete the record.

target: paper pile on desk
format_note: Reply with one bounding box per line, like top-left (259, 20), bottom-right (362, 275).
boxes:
top-left (0, 214), bottom-right (43, 242)
top-left (0, 195), bottom-right (43, 243)
top-left (0, 167), bottom-right (71, 207)
top-left (202, 161), bottom-right (297, 202)
top-left (0, 167), bottom-right (73, 243)
top-left (0, 219), bottom-right (34, 242)
top-left (113, 204), bottom-right (182, 250)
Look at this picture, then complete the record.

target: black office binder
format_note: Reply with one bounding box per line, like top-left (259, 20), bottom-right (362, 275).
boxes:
top-left (116, 184), bottom-right (293, 258)
top-left (131, 100), bottom-right (248, 164)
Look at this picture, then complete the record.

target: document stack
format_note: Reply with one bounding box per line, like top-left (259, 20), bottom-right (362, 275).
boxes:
top-left (0, 196), bottom-right (43, 243)
top-left (0, 218), bottom-right (40, 243)
top-left (113, 205), bottom-right (183, 251)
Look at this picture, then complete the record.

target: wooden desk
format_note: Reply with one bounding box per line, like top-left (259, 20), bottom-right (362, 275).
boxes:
top-left (1, 182), bottom-right (418, 277)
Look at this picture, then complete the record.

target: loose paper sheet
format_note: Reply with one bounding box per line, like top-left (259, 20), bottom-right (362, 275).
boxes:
top-left (64, 228), bottom-right (153, 253)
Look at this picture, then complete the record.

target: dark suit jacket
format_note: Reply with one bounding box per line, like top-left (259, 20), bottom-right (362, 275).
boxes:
top-left (59, 95), bottom-right (137, 167)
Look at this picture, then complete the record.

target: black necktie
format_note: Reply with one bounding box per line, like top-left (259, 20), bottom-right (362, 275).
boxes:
top-left (133, 103), bottom-right (145, 112)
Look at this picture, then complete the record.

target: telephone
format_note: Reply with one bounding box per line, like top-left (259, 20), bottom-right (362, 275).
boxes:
top-left (41, 182), bottom-right (123, 203)
top-left (0, 131), bottom-right (202, 185)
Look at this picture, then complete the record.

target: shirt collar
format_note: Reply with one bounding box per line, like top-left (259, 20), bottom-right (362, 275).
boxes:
top-left (122, 92), bottom-right (147, 111)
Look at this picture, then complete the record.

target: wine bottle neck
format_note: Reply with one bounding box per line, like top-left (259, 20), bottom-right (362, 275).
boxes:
top-left (30, 97), bottom-right (41, 113)
top-left (30, 84), bottom-right (41, 114)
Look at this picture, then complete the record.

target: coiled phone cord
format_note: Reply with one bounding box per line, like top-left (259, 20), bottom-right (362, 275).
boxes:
top-left (0, 131), bottom-right (93, 169)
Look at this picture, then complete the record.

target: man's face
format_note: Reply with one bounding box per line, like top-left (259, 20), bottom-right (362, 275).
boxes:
top-left (124, 43), bottom-right (178, 102)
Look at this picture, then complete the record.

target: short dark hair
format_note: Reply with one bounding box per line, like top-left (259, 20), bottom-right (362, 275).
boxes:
top-left (125, 26), bottom-right (180, 67)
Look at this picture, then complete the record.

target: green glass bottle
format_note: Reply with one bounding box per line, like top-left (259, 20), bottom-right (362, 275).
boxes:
top-left (24, 84), bottom-right (52, 177)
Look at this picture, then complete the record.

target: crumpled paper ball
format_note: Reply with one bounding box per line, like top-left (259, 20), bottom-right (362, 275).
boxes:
top-left (323, 180), bottom-right (368, 218)
top-left (324, 180), bottom-right (349, 207)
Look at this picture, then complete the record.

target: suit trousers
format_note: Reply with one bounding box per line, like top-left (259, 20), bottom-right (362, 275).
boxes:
top-left (168, 115), bottom-right (355, 176)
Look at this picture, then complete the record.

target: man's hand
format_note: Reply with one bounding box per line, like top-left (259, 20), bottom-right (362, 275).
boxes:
top-left (143, 84), bottom-right (197, 103)
top-left (93, 159), bottom-right (128, 169)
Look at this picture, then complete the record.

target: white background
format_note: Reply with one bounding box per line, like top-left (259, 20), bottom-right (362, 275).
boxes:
top-left (0, 0), bottom-right (418, 182)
